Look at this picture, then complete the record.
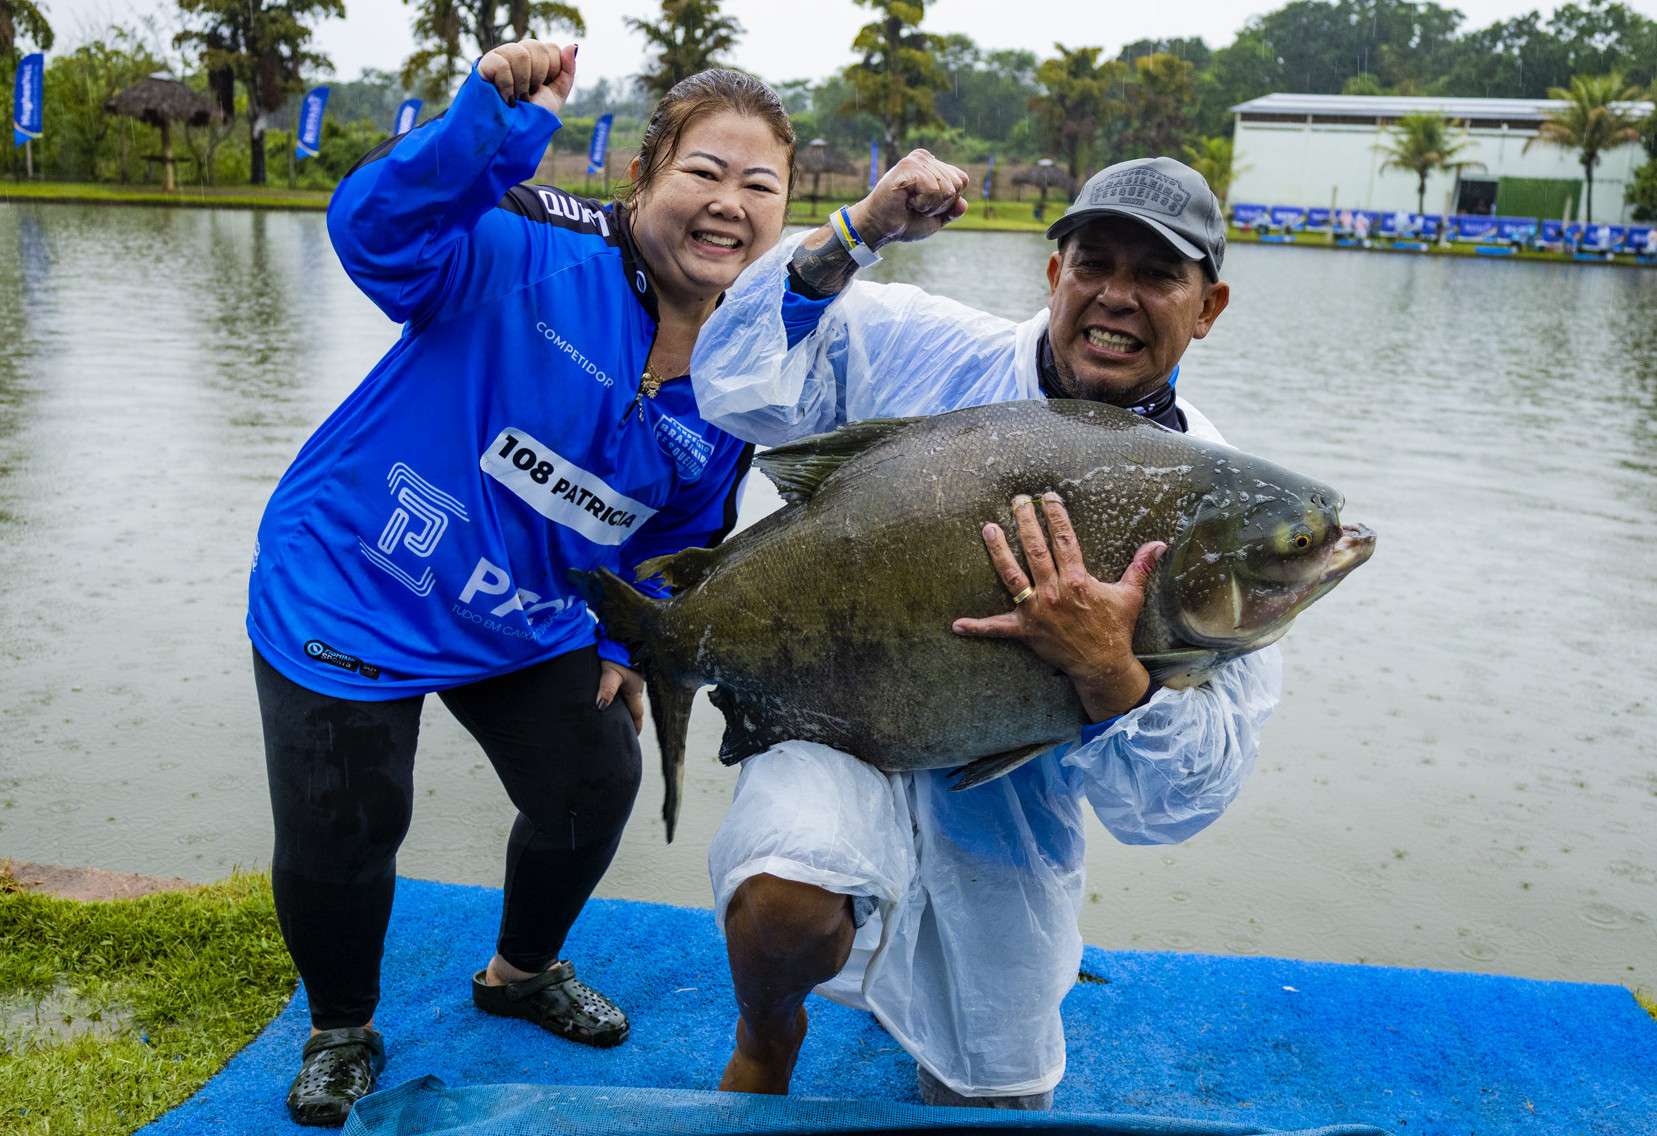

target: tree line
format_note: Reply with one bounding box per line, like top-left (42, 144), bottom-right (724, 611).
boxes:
top-left (1, 0), bottom-right (1653, 216)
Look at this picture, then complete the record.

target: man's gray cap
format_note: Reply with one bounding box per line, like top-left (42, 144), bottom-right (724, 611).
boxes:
top-left (1046, 157), bottom-right (1226, 280)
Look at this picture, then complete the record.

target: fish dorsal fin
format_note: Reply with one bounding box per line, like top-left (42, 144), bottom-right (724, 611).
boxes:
top-left (755, 415), bottom-right (925, 504)
top-left (633, 546), bottom-right (719, 592)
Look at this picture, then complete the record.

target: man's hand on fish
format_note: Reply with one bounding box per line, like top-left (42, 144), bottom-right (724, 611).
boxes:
top-left (953, 492), bottom-right (1165, 723)
top-left (847, 149), bottom-right (970, 247)
top-left (478, 39), bottom-right (577, 114)
top-left (597, 659), bottom-right (646, 735)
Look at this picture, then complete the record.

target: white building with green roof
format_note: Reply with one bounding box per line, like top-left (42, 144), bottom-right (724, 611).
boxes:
top-left (1229, 92), bottom-right (1653, 223)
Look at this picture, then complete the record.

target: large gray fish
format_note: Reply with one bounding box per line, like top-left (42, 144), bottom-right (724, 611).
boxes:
top-left (576, 399), bottom-right (1375, 841)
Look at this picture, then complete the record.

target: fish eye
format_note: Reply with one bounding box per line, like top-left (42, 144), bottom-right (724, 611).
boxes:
top-left (1293, 533), bottom-right (1311, 551)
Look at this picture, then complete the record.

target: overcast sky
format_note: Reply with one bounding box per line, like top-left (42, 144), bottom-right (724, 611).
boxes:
top-left (41, 0), bottom-right (1657, 91)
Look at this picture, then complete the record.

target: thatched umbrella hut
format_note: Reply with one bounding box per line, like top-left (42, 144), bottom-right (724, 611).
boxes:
top-left (105, 75), bottom-right (222, 192)
top-left (1011, 159), bottom-right (1077, 220)
top-left (795, 139), bottom-right (856, 216)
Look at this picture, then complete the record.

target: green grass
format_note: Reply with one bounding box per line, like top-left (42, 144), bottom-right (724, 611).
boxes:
top-left (0, 870), bottom-right (298, 1135)
top-left (792, 195), bottom-right (1055, 232)
top-left (0, 180), bottom-right (1064, 231)
top-left (0, 180), bottom-right (333, 210)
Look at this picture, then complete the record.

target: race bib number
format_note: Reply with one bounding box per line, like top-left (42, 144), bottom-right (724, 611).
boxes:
top-left (481, 428), bottom-right (657, 546)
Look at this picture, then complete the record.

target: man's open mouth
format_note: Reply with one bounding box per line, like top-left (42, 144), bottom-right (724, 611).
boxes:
top-left (1084, 328), bottom-right (1143, 353)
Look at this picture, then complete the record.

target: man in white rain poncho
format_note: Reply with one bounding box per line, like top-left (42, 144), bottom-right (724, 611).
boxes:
top-left (689, 154), bottom-right (1282, 1108)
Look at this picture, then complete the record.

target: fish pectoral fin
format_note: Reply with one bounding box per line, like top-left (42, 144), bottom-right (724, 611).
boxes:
top-left (634, 546), bottom-right (719, 592)
top-left (1137, 648), bottom-right (1223, 690)
top-left (755, 415), bottom-right (926, 504)
top-left (947, 742), bottom-right (1052, 792)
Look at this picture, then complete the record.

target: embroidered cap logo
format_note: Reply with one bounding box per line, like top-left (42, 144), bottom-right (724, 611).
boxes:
top-left (1091, 169), bottom-right (1190, 218)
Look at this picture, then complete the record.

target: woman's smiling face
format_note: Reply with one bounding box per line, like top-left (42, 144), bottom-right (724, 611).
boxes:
top-left (629, 111), bottom-right (791, 307)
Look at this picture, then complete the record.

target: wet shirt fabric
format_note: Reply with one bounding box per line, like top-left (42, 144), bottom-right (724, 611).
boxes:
top-left (694, 231), bottom-right (1283, 1097)
top-left (248, 67), bottom-right (750, 700)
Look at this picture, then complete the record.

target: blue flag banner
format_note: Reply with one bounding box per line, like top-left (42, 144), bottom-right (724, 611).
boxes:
top-left (13, 52), bottom-right (43, 148)
top-left (394, 98), bottom-right (422, 135)
top-left (587, 113), bottom-right (612, 175)
top-left (869, 140), bottom-right (879, 190)
top-left (982, 152), bottom-right (994, 200)
top-left (1230, 203), bottom-right (1270, 225)
top-left (295, 86), bottom-right (329, 159)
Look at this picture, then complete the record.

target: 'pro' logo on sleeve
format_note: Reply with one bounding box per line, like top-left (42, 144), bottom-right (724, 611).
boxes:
top-left (480, 428), bottom-right (658, 546)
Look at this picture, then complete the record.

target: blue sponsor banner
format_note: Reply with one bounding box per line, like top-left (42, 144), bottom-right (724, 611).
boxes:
top-left (1305, 207), bottom-right (1332, 228)
top-left (1455, 214), bottom-right (1498, 241)
top-left (1541, 219), bottom-right (1565, 242)
top-left (1420, 213), bottom-right (1444, 237)
top-left (982, 152), bottom-right (994, 199)
top-left (869, 140), bottom-right (878, 189)
top-left (294, 86), bottom-right (329, 159)
top-left (1583, 224), bottom-right (1627, 250)
top-left (1268, 205), bottom-right (1306, 229)
top-left (13, 52), bottom-right (43, 147)
top-left (1230, 202), bottom-right (1270, 225)
top-left (394, 98), bottom-right (422, 135)
top-left (1496, 216), bottom-right (1538, 241)
top-left (587, 113), bottom-right (612, 175)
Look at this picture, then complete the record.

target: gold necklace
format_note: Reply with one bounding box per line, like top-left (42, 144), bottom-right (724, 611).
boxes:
top-left (639, 362), bottom-right (664, 399)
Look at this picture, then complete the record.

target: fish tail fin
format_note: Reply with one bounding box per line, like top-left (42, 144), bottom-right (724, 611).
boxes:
top-left (568, 567), bottom-right (698, 843)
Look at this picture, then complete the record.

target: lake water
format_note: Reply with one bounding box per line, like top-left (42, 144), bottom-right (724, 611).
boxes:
top-left (1, 203), bottom-right (1653, 991)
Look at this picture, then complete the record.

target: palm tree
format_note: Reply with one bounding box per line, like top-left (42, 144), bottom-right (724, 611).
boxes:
top-left (401, 0), bottom-right (585, 101)
top-left (1028, 44), bottom-right (1126, 182)
top-left (626, 0), bottom-right (743, 100)
top-left (1525, 73), bottom-right (1645, 223)
top-left (0, 0), bottom-right (54, 56)
top-left (1182, 136), bottom-right (1246, 210)
top-left (1377, 113), bottom-right (1482, 217)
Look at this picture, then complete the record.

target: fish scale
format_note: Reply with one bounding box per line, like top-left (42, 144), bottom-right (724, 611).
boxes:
top-left (575, 399), bottom-right (1374, 841)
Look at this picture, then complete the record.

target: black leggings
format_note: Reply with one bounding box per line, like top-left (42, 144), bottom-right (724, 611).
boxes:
top-left (254, 646), bottom-right (642, 1030)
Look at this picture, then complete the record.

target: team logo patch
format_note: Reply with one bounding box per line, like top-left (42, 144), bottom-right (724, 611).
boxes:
top-left (304, 639), bottom-right (380, 679)
top-left (653, 412), bottom-right (714, 480)
top-left (1090, 168), bottom-right (1190, 217)
top-left (481, 428), bottom-right (659, 546)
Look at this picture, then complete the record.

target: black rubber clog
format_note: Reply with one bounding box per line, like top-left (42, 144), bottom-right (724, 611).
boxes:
top-left (471, 960), bottom-right (629, 1047)
top-left (285, 1026), bottom-right (386, 1127)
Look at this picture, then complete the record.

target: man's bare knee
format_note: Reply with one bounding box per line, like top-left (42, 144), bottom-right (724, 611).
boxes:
top-left (727, 874), bottom-right (855, 958)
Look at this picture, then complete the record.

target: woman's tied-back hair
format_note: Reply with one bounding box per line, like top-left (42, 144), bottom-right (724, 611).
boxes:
top-left (618, 69), bottom-right (796, 210)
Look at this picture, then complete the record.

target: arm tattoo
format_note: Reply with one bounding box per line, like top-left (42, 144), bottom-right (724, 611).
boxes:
top-left (787, 228), bottom-right (861, 301)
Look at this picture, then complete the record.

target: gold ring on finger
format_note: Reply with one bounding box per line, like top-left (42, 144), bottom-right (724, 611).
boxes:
top-left (1011, 585), bottom-right (1036, 606)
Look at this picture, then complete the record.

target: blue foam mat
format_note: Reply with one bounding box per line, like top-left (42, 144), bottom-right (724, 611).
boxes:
top-left (135, 878), bottom-right (1655, 1136)
top-left (344, 1078), bottom-right (1385, 1135)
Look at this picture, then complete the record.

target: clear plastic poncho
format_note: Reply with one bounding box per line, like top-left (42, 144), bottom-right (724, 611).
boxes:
top-left (693, 232), bottom-right (1283, 1097)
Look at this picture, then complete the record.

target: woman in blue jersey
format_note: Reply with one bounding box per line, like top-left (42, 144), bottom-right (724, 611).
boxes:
top-left (248, 40), bottom-right (795, 1125)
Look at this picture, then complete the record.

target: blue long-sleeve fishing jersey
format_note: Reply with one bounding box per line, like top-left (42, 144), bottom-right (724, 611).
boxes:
top-left (247, 68), bottom-right (752, 699)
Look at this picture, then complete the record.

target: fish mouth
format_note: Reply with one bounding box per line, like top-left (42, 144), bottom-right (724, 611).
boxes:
top-left (1319, 523), bottom-right (1377, 584)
